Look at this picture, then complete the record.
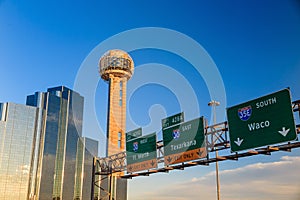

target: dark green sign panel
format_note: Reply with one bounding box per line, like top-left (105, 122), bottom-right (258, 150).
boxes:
top-left (162, 112), bottom-right (184, 130)
top-left (126, 127), bottom-right (142, 142)
top-left (126, 133), bottom-right (157, 173)
top-left (162, 117), bottom-right (207, 165)
top-left (227, 89), bottom-right (297, 152)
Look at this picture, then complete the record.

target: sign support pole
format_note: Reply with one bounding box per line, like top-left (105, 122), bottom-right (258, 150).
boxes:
top-left (209, 100), bottom-right (221, 200)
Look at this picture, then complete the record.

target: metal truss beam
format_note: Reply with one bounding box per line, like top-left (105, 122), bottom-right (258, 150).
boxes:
top-left (121, 141), bottom-right (300, 179)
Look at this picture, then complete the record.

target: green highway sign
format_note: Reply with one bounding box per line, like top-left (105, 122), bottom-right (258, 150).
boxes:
top-left (126, 127), bottom-right (142, 142)
top-left (162, 117), bottom-right (207, 165)
top-left (162, 112), bottom-right (184, 130)
top-left (126, 132), bottom-right (157, 173)
top-left (227, 89), bottom-right (297, 152)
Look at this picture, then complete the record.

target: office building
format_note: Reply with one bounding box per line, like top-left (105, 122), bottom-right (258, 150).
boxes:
top-left (0, 86), bottom-right (99, 200)
top-left (0, 103), bottom-right (39, 200)
top-left (74, 137), bottom-right (99, 200)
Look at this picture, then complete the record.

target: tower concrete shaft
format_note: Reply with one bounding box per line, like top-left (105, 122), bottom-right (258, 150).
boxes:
top-left (107, 75), bottom-right (127, 156)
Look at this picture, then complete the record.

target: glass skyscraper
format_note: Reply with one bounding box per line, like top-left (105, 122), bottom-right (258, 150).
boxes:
top-left (0, 103), bottom-right (39, 200)
top-left (74, 137), bottom-right (99, 200)
top-left (0, 86), bottom-right (99, 200)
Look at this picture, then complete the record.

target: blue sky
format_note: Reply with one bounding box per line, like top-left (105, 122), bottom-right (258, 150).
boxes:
top-left (1, 0), bottom-right (300, 199)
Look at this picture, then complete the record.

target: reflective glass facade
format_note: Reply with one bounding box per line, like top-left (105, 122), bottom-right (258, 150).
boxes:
top-left (74, 139), bottom-right (84, 200)
top-left (0, 86), bottom-right (99, 200)
top-left (0, 103), bottom-right (39, 200)
top-left (74, 137), bottom-right (99, 200)
top-left (83, 138), bottom-right (99, 200)
top-left (26, 86), bottom-right (85, 200)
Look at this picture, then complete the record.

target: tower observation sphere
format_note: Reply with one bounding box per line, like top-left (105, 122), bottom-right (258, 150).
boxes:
top-left (99, 49), bottom-right (134, 81)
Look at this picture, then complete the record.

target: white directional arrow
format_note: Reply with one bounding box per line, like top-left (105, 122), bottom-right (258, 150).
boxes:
top-left (278, 127), bottom-right (290, 137)
top-left (234, 138), bottom-right (244, 146)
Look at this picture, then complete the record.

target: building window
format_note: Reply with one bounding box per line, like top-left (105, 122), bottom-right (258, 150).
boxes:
top-left (118, 132), bottom-right (122, 149)
top-left (119, 81), bottom-right (123, 106)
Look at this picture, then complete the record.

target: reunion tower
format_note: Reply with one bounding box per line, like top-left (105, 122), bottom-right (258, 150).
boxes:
top-left (99, 49), bottom-right (134, 200)
top-left (99, 49), bottom-right (134, 156)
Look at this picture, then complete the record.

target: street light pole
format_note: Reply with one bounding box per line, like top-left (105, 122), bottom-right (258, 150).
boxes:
top-left (208, 100), bottom-right (221, 200)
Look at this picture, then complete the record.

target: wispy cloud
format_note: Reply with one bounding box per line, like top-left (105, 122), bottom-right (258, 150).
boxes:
top-left (131, 156), bottom-right (300, 200)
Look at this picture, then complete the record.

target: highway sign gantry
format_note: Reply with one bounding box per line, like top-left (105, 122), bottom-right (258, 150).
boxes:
top-left (227, 88), bottom-right (297, 152)
top-left (162, 117), bottom-right (207, 165)
top-left (126, 132), bottom-right (157, 173)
